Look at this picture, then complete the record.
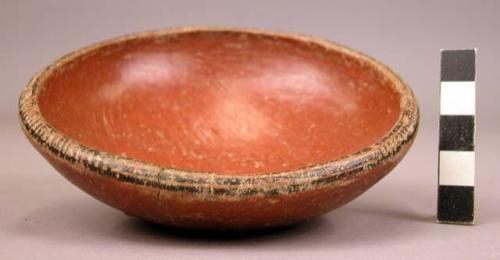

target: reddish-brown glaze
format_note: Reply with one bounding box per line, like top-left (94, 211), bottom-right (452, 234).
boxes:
top-left (20, 28), bottom-right (419, 229)
top-left (30, 136), bottom-right (411, 229)
top-left (37, 32), bottom-right (400, 175)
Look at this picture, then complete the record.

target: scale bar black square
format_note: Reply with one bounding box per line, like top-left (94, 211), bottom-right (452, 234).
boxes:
top-left (438, 185), bottom-right (474, 224)
top-left (439, 115), bottom-right (475, 151)
top-left (441, 49), bottom-right (476, 82)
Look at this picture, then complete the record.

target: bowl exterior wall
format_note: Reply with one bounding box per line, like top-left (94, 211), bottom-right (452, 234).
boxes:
top-left (26, 131), bottom-right (413, 229)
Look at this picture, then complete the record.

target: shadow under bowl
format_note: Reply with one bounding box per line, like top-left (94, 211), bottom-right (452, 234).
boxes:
top-left (19, 27), bottom-right (419, 229)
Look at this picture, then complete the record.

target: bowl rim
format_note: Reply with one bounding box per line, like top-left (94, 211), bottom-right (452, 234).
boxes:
top-left (19, 26), bottom-right (419, 198)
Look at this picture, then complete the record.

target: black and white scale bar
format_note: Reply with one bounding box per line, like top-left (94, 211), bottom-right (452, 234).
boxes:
top-left (438, 49), bottom-right (476, 225)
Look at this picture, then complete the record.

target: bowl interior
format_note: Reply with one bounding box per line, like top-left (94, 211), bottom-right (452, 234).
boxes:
top-left (37, 31), bottom-right (401, 175)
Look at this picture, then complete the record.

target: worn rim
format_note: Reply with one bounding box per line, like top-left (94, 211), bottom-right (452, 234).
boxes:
top-left (19, 27), bottom-right (419, 198)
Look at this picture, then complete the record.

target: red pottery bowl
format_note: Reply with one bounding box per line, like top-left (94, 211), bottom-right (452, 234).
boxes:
top-left (19, 27), bottom-right (419, 230)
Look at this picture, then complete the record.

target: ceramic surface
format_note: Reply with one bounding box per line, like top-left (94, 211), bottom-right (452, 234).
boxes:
top-left (19, 27), bottom-right (419, 229)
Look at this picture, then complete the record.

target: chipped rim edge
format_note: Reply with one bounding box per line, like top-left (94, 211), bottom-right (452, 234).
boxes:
top-left (19, 26), bottom-right (419, 198)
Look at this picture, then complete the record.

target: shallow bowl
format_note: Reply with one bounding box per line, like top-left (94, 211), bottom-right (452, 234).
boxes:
top-left (19, 27), bottom-right (418, 229)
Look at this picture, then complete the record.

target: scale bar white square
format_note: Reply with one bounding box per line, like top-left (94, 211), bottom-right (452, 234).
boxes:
top-left (440, 81), bottom-right (476, 115)
top-left (439, 151), bottom-right (475, 186)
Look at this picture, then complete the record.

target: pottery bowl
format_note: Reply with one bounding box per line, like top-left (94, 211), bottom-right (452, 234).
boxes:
top-left (19, 27), bottom-right (418, 229)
